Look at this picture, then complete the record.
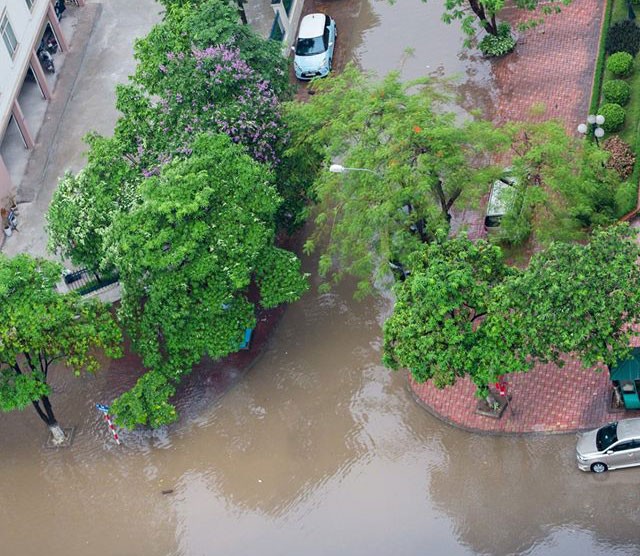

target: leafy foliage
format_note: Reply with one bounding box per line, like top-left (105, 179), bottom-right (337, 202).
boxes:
top-left (602, 79), bottom-right (631, 105)
top-left (47, 133), bottom-right (141, 270)
top-left (478, 22), bottom-right (516, 57)
top-left (382, 235), bottom-right (510, 388)
top-left (605, 20), bottom-right (640, 56)
top-left (111, 371), bottom-right (177, 429)
top-left (436, 0), bottom-right (571, 47)
top-left (116, 44), bottom-right (287, 168)
top-left (383, 225), bottom-right (640, 396)
top-left (286, 65), bottom-right (501, 296)
top-left (496, 224), bottom-right (640, 371)
top-left (0, 254), bottom-right (122, 425)
top-left (606, 51), bottom-right (634, 77)
top-left (107, 134), bottom-right (307, 427)
top-left (133, 0), bottom-right (290, 99)
top-left (603, 135), bottom-right (636, 179)
top-left (488, 120), bottom-right (620, 244)
top-left (599, 103), bottom-right (626, 132)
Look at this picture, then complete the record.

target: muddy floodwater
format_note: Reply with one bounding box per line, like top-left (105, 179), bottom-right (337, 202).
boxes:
top-left (3, 246), bottom-right (640, 556)
top-left (2, 1), bottom-right (640, 555)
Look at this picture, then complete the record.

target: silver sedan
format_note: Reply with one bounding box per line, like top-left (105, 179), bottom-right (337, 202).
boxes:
top-left (576, 418), bottom-right (640, 473)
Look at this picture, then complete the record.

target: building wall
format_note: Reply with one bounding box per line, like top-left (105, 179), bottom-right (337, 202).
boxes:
top-left (0, 0), bottom-right (49, 136)
top-left (0, 0), bottom-right (50, 205)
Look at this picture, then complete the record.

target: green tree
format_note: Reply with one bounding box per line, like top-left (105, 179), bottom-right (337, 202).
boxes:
top-left (438, 0), bottom-right (571, 44)
top-left (133, 0), bottom-right (290, 98)
top-left (494, 223), bottom-right (640, 372)
top-left (490, 120), bottom-right (624, 247)
top-left (382, 233), bottom-right (511, 389)
top-left (106, 134), bottom-right (307, 428)
top-left (383, 224), bottom-right (640, 396)
top-left (0, 255), bottom-right (122, 443)
top-left (47, 133), bottom-right (141, 271)
top-left (287, 65), bottom-right (500, 296)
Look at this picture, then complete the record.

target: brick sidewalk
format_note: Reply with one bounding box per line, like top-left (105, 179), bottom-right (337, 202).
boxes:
top-left (409, 0), bottom-right (638, 434)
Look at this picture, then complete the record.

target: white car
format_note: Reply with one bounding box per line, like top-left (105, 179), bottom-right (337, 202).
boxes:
top-left (293, 13), bottom-right (337, 81)
top-left (576, 418), bottom-right (640, 473)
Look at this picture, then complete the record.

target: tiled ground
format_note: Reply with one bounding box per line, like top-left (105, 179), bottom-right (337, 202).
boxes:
top-left (410, 1), bottom-right (637, 434)
top-left (492, 0), bottom-right (606, 129)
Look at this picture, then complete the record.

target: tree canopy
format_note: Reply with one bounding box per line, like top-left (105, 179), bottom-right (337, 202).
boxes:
top-left (46, 0), bottom-right (311, 429)
top-left (437, 0), bottom-right (571, 43)
top-left (0, 254), bottom-right (122, 441)
top-left (286, 65), bottom-right (501, 297)
top-left (487, 120), bottom-right (630, 246)
top-left (107, 134), bottom-right (308, 428)
top-left (383, 224), bottom-right (640, 395)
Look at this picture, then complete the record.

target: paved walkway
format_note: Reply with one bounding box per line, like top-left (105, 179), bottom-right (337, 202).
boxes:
top-left (409, 0), bottom-right (637, 434)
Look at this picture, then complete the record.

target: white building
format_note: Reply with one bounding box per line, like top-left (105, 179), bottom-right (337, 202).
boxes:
top-left (0, 0), bottom-right (83, 212)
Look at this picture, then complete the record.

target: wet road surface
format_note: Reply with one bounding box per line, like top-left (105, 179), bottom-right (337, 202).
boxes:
top-left (2, 1), bottom-right (640, 555)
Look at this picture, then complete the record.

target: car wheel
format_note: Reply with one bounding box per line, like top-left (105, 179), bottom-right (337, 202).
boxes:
top-left (591, 462), bottom-right (608, 474)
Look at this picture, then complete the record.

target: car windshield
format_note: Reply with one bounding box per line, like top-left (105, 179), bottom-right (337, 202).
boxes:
top-left (295, 36), bottom-right (326, 56)
top-left (596, 422), bottom-right (618, 451)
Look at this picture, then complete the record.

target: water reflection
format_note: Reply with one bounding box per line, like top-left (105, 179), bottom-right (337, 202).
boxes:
top-left (428, 430), bottom-right (640, 555)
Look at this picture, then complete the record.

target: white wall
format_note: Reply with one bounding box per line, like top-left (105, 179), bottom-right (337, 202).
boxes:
top-left (0, 0), bottom-right (49, 137)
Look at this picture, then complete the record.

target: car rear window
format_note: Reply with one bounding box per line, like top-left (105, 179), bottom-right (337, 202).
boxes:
top-left (596, 422), bottom-right (618, 451)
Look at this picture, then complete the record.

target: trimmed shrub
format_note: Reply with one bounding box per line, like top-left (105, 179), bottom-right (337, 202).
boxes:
top-left (605, 20), bottom-right (640, 56)
top-left (602, 79), bottom-right (631, 105)
top-left (599, 103), bottom-right (626, 132)
top-left (606, 51), bottom-right (634, 77)
top-left (478, 23), bottom-right (516, 57)
top-left (603, 136), bottom-right (636, 179)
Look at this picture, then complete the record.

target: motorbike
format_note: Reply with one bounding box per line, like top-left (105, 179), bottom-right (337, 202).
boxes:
top-left (38, 48), bottom-right (55, 73)
top-left (43, 33), bottom-right (58, 55)
top-left (54, 0), bottom-right (66, 20)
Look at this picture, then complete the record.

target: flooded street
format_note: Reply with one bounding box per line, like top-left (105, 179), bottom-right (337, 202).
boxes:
top-left (3, 246), bottom-right (640, 555)
top-left (2, 1), bottom-right (640, 555)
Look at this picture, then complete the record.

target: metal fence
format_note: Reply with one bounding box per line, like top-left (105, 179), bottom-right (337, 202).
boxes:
top-left (63, 268), bottom-right (119, 296)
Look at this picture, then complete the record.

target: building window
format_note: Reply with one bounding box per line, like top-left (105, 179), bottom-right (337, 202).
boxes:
top-left (1, 15), bottom-right (18, 58)
top-left (24, 0), bottom-right (35, 10)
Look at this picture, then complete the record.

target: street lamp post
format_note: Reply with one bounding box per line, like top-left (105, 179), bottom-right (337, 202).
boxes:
top-left (577, 114), bottom-right (605, 146)
top-left (329, 164), bottom-right (381, 177)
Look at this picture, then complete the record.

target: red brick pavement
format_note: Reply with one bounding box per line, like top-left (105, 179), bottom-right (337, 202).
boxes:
top-left (492, 0), bottom-right (606, 129)
top-left (409, 1), bottom-right (640, 434)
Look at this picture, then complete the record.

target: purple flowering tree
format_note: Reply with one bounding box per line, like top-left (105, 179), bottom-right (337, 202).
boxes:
top-left (116, 44), bottom-right (286, 173)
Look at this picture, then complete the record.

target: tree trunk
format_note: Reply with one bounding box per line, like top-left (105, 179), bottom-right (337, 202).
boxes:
top-left (34, 394), bottom-right (67, 445)
top-left (467, 0), bottom-right (498, 35)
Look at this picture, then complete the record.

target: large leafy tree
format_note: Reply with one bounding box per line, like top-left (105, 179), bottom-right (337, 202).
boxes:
top-left (106, 134), bottom-right (307, 428)
top-left (46, 133), bottom-right (141, 270)
top-left (287, 65), bottom-right (500, 296)
top-left (384, 224), bottom-right (640, 396)
top-left (382, 233), bottom-right (511, 389)
top-left (48, 0), bottom-right (315, 270)
top-left (0, 255), bottom-right (122, 443)
top-left (489, 120), bottom-right (631, 247)
top-left (133, 0), bottom-right (290, 98)
top-left (438, 0), bottom-right (571, 43)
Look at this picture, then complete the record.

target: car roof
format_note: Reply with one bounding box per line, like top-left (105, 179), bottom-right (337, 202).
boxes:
top-left (486, 177), bottom-right (514, 217)
top-left (299, 13), bottom-right (328, 38)
top-left (616, 418), bottom-right (640, 441)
